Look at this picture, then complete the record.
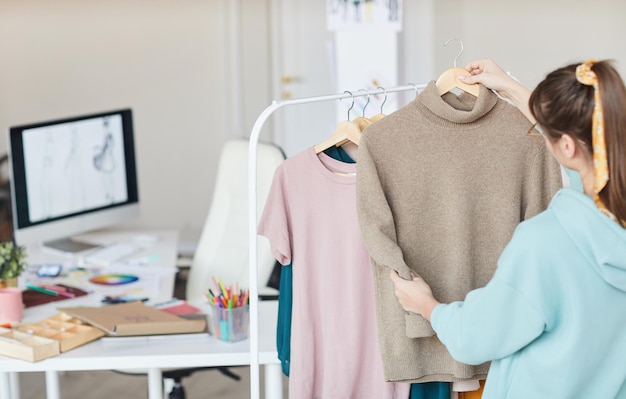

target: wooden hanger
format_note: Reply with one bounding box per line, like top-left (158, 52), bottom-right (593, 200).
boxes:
top-left (435, 39), bottom-right (479, 97)
top-left (314, 91), bottom-right (362, 154)
top-left (436, 67), bottom-right (479, 96)
top-left (354, 116), bottom-right (373, 130)
top-left (313, 120), bottom-right (361, 153)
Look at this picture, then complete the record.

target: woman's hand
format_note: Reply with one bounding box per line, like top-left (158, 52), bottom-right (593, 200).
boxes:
top-left (459, 58), bottom-right (535, 123)
top-left (389, 270), bottom-right (440, 321)
top-left (460, 59), bottom-right (516, 97)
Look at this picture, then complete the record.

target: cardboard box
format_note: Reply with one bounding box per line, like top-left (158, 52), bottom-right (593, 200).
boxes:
top-left (0, 327), bottom-right (60, 362)
top-left (16, 312), bottom-right (105, 352)
top-left (58, 301), bottom-right (207, 336)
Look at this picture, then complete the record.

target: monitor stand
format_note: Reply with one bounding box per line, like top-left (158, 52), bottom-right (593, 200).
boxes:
top-left (43, 237), bottom-right (101, 253)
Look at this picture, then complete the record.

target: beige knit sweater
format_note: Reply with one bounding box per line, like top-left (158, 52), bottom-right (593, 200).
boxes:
top-left (356, 81), bottom-right (563, 383)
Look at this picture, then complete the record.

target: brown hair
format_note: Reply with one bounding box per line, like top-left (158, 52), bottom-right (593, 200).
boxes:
top-left (529, 60), bottom-right (626, 224)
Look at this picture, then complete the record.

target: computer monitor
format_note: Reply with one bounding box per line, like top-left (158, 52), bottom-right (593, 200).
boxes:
top-left (7, 109), bottom-right (139, 253)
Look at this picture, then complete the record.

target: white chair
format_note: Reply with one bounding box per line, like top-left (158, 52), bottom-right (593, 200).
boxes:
top-left (116, 138), bottom-right (286, 398)
top-left (186, 138), bottom-right (285, 302)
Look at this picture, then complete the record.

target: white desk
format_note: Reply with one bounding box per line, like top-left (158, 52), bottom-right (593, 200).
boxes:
top-left (0, 301), bottom-right (282, 399)
top-left (20, 229), bottom-right (180, 305)
top-left (0, 229), bottom-right (282, 399)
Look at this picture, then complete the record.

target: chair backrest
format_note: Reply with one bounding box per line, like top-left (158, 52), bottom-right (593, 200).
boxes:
top-left (186, 139), bottom-right (285, 302)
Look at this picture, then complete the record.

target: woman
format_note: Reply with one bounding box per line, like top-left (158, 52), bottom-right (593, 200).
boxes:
top-left (390, 59), bottom-right (626, 398)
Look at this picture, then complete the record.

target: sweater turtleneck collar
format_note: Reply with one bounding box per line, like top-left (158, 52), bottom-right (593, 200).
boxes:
top-left (416, 80), bottom-right (499, 125)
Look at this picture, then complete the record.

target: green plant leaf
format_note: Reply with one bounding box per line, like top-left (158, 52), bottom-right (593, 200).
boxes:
top-left (0, 242), bottom-right (27, 279)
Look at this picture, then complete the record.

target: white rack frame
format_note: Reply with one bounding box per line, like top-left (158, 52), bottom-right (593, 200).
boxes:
top-left (247, 83), bottom-right (427, 399)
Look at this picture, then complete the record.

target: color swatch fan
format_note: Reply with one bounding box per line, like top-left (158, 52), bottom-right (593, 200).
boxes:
top-left (89, 274), bottom-right (139, 285)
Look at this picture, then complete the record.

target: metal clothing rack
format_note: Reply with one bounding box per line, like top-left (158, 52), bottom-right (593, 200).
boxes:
top-left (247, 83), bottom-right (427, 399)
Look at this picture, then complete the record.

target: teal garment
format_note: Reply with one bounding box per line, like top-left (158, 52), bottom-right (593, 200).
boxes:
top-left (323, 145), bottom-right (356, 163)
top-left (409, 382), bottom-right (450, 399)
top-left (432, 189), bottom-right (626, 398)
top-left (276, 263), bottom-right (292, 376)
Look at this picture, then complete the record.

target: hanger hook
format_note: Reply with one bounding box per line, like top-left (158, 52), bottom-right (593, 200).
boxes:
top-left (343, 90), bottom-right (355, 120)
top-left (444, 38), bottom-right (464, 68)
top-left (358, 88), bottom-right (370, 117)
top-left (378, 87), bottom-right (387, 114)
top-left (408, 82), bottom-right (419, 97)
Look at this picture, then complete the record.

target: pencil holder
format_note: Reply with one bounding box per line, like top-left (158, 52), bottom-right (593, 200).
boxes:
top-left (209, 305), bottom-right (249, 342)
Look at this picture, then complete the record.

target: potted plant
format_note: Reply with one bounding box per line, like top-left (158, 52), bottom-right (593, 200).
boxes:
top-left (0, 241), bottom-right (27, 288)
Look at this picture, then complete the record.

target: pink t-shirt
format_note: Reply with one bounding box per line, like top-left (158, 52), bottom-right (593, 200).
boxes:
top-left (258, 147), bottom-right (409, 399)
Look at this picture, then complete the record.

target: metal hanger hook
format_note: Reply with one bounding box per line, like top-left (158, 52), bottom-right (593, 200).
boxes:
top-left (378, 87), bottom-right (387, 114)
top-left (358, 89), bottom-right (371, 117)
top-left (408, 82), bottom-right (419, 97)
top-left (444, 38), bottom-right (464, 68)
top-left (342, 90), bottom-right (355, 120)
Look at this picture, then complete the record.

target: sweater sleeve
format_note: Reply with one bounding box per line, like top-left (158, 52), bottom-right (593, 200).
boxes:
top-left (431, 223), bottom-right (549, 365)
top-left (523, 143), bottom-right (563, 220)
top-left (356, 134), bottom-right (435, 338)
top-left (355, 134), bottom-right (413, 280)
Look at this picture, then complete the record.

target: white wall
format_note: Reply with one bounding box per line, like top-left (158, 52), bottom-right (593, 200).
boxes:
top-left (402, 0), bottom-right (626, 91)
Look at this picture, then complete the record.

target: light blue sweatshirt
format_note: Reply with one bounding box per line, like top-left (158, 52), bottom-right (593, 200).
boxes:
top-left (431, 189), bottom-right (626, 398)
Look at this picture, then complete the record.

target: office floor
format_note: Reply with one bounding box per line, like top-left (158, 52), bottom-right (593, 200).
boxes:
top-left (18, 267), bottom-right (289, 398)
top-left (19, 368), bottom-right (265, 399)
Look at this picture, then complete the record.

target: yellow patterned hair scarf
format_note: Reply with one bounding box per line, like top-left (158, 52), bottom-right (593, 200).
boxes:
top-left (575, 60), bottom-right (612, 217)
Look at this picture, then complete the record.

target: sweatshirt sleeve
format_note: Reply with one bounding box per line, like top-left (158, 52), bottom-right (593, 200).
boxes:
top-left (431, 277), bottom-right (545, 365)
top-left (355, 134), bottom-right (413, 280)
top-left (431, 222), bottom-right (550, 365)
